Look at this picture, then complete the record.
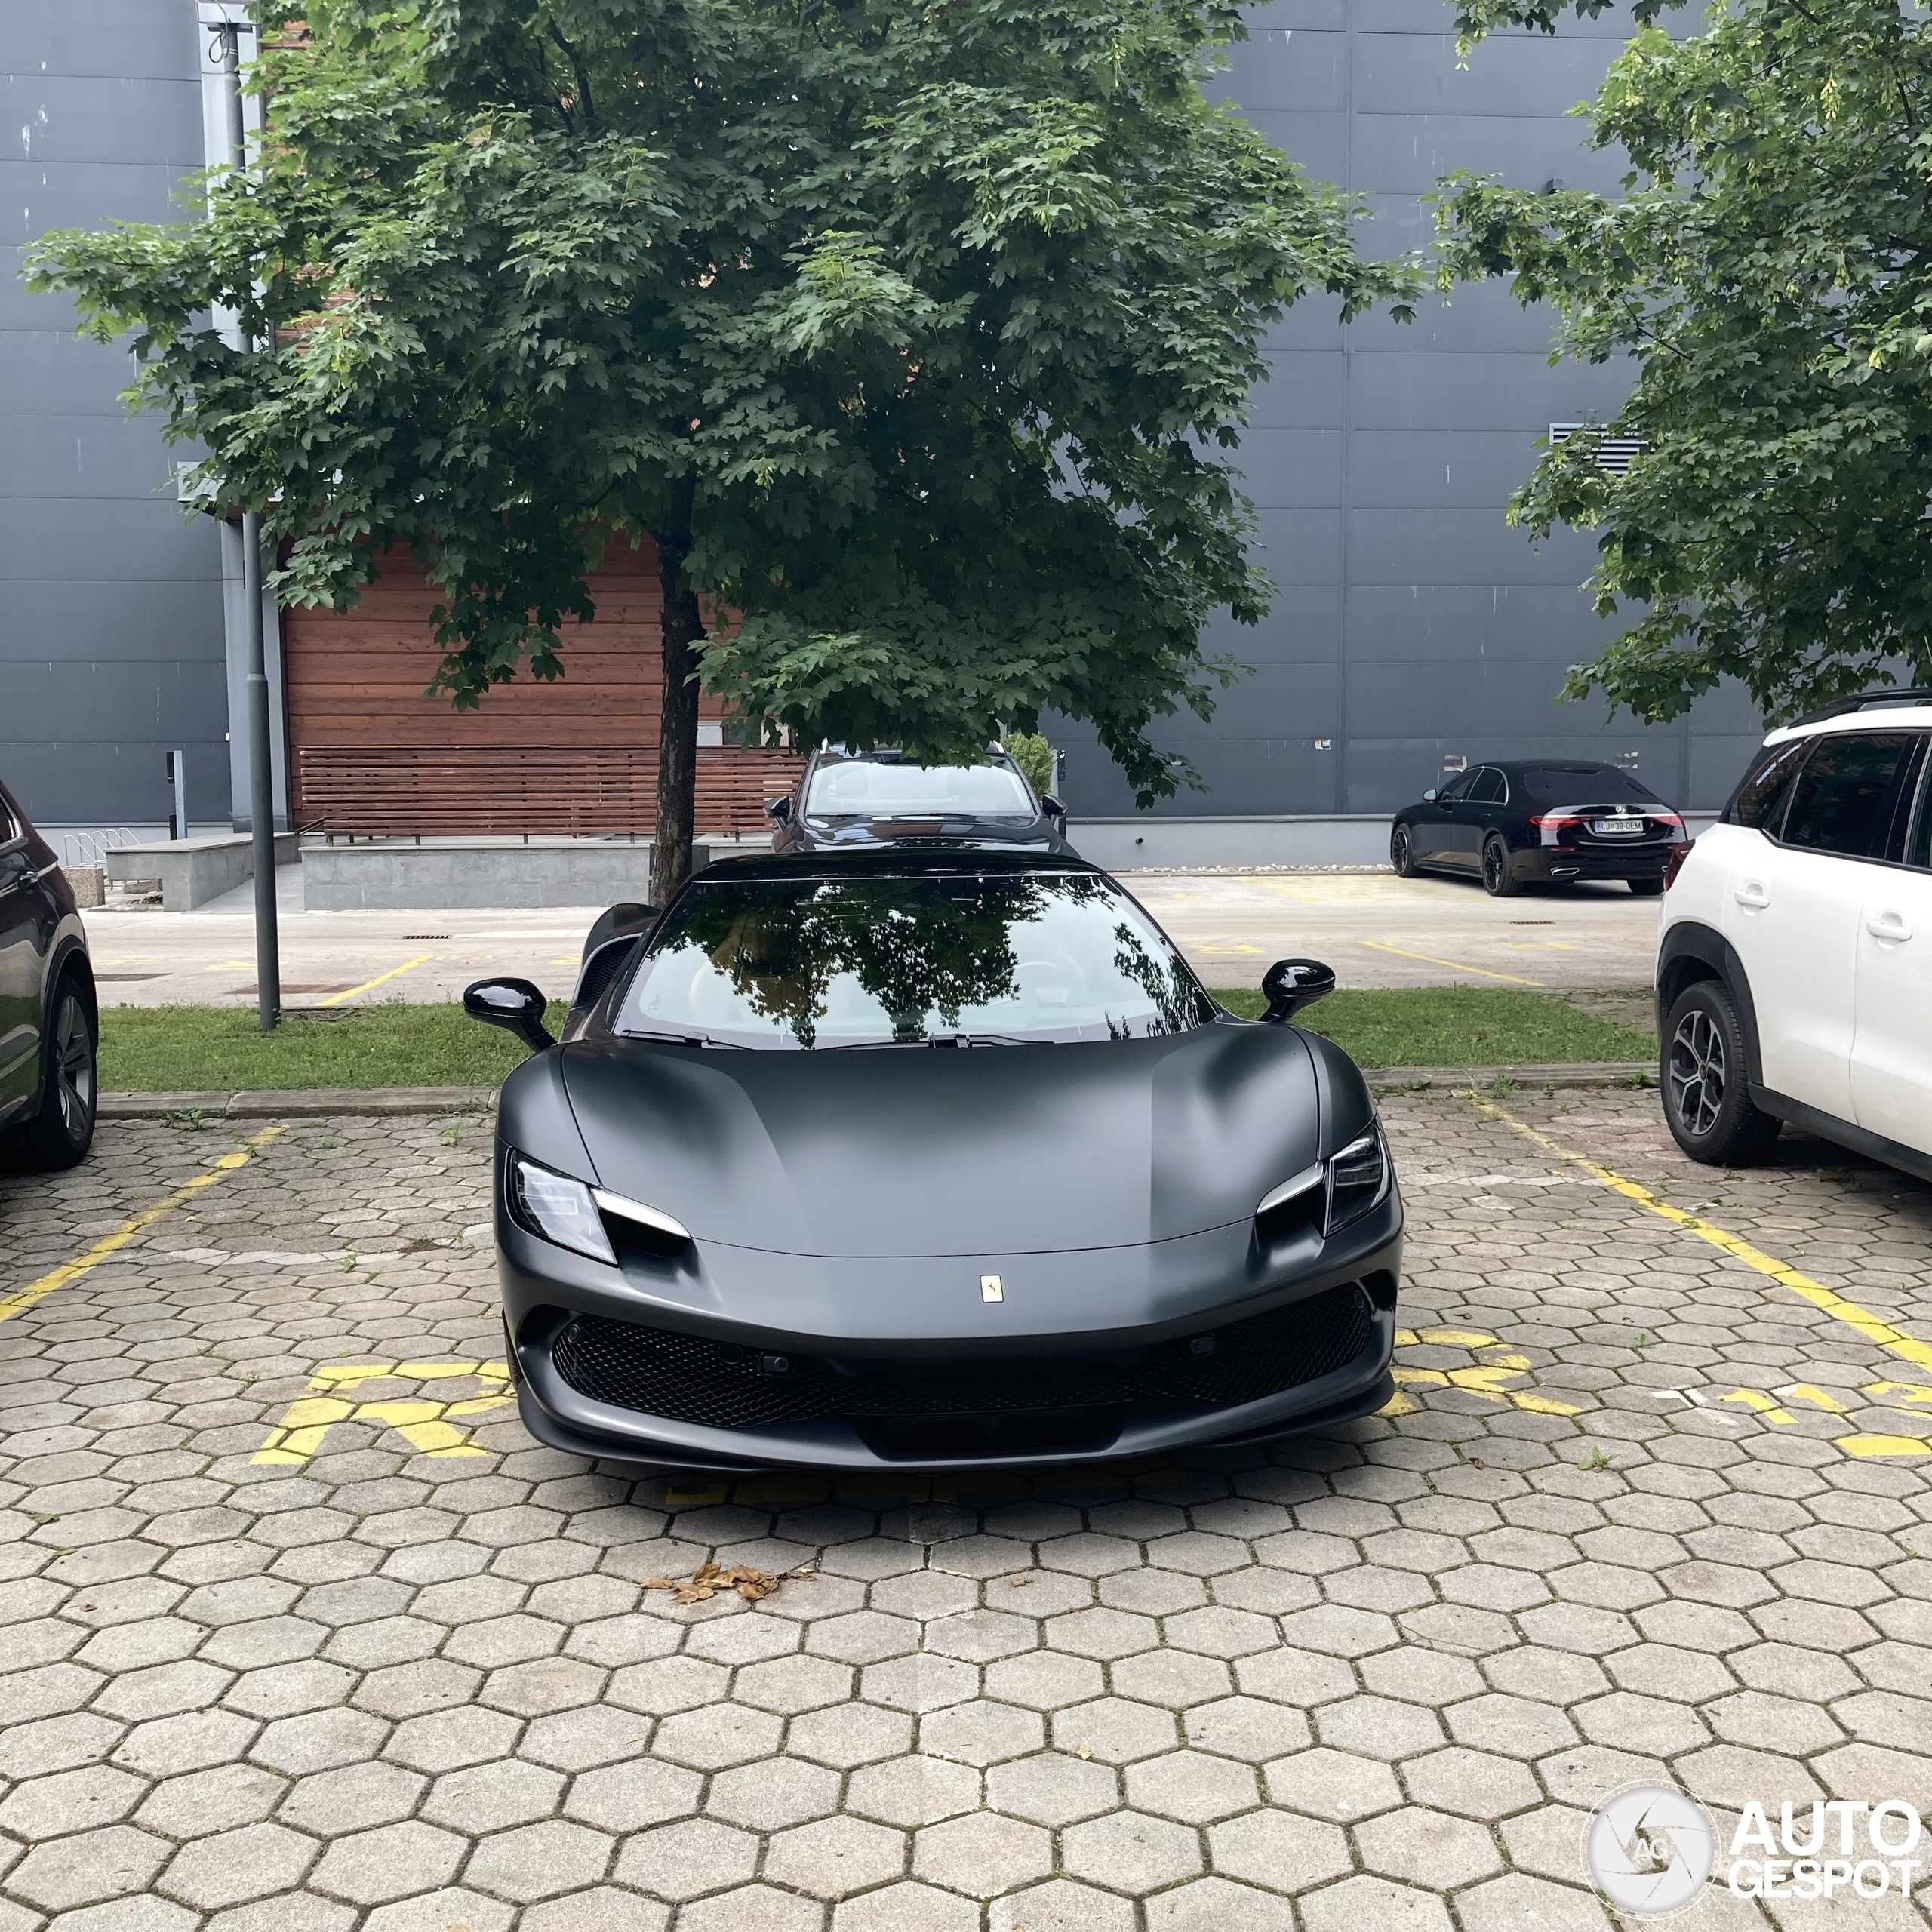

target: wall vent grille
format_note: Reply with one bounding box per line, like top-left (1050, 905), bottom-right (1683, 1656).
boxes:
top-left (1548, 424), bottom-right (1644, 475)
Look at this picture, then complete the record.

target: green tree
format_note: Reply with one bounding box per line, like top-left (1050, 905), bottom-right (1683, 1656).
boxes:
top-left (29, 0), bottom-right (1416, 897)
top-left (1436, 0), bottom-right (1932, 726)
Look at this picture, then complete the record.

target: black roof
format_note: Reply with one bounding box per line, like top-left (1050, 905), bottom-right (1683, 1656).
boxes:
top-left (1792, 688), bottom-right (1932, 727)
top-left (695, 848), bottom-right (1105, 883)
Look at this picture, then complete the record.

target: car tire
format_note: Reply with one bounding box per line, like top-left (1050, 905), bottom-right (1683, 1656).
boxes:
top-left (1390, 822), bottom-right (1417, 878)
top-left (3, 977), bottom-right (97, 1172)
top-left (1480, 835), bottom-right (1520, 897)
top-left (1629, 876), bottom-right (1666, 897)
top-left (1662, 980), bottom-right (1780, 1166)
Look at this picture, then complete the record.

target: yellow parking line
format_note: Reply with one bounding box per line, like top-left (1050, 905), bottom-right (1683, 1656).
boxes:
top-left (319, 954), bottom-right (434, 1008)
top-left (1359, 940), bottom-right (1542, 986)
top-left (0, 1126), bottom-right (287, 1324)
top-left (1477, 1098), bottom-right (1932, 1379)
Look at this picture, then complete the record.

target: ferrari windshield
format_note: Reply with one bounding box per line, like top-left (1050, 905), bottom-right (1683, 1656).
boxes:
top-left (804, 758), bottom-right (1035, 820)
top-left (618, 871), bottom-right (1215, 1048)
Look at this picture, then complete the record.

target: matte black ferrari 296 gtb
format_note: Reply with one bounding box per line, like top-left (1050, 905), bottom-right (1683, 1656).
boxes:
top-left (464, 851), bottom-right (1401, 1470)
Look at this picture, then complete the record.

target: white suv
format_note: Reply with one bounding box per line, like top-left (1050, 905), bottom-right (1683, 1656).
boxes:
top-left (1659, 691), bottom-right (1932, 1173)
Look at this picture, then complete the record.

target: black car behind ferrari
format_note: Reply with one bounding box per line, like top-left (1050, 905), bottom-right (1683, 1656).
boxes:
top-left (465, 851), bottom-right (1400, 1471)
top-left (768, 745), bottom-right (1074, 857)
top-left (1390, 761), bottom-right (1685, 896)
top-left (0, 778), bottom-right (97, 1170)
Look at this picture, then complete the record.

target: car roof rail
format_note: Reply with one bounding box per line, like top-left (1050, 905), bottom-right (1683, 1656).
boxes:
top-left (1792, 687), bottom-right (1932, 726)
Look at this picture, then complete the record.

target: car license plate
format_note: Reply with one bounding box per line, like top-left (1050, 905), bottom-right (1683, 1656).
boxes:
top-left (1593, 818), bottom-right (1645, 835)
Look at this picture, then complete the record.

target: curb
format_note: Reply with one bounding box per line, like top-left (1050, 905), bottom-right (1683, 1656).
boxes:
top-left (99, 1087), bottom-right (497, 1120)
top-left (1367, 1062), bottom-right (1653, 1092)
top-left (98, 1062), bottom-right (1656, 1120)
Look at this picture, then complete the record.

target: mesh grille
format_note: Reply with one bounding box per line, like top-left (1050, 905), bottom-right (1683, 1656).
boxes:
top-left (549, 1283), bottom-right (1374, 1432)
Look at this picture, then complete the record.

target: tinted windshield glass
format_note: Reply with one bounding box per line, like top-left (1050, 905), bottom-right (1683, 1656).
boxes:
top-left (804, 758), bottom-right (1035, 820)
top-left (619, 872), bottom-right (1214, 1048)
top-left (1519, 767), bottom-right (1662, 805)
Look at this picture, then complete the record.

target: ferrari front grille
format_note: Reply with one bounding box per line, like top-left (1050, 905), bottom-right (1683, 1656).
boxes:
top-left (549, 1282), bottom-right (1375, 1432)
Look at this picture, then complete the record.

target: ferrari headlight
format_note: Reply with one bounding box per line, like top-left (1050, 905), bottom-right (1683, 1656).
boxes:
top-left (508, 1154), bottom-right (616, 1265)
top-left (1325, 1124), bottom-right (1390, 1235)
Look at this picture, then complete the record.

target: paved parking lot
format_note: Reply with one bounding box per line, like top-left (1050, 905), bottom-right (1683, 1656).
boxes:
top-left (82, 869), bottom-right (1660, 1011)
top-left (3, 1090), bottom-right (1930, 1930)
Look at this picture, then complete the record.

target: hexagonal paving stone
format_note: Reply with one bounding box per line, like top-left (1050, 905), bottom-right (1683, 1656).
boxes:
top-left (989, 1878), bottom-right (1136, 1932)
top-left (613, 1817), bottom-right (761, 1901)
top-left (787, 1700), bottom-right (915, 1770)
top-left (1356, 1805), bottom-right (1504, 1889)
top-left (918, 1699), bottom-right (1044, 1767)
top-left (846, 1754), bottom-right (983, 1829)
top-left (421, 1757), bottom-right (566, 1834)
top-left (7, 1824), bottom-right (170, 1911)
top-left (651, 1701), bottom-right (785, 1770)
top-left (309, 1820), bottom-right (468, 1907)
top-left (463, 1818), bottom-right (616, 1903)
top-left (1401, 1747), bottom-right (1543, 1822)
top-left (1123, 1749), bottom-right (1260, 1824)
top-left (829, 1878), bottom-right (976, 1932)
top-left (1263, 1747), bottom-right (1402, 1823)
top-left (1061, 1808), bottom-right (1204, 1894)
top-left (708, 1755), bottom-right (841, 1831)
top-left (986, 1751), bottom-right (1120, 1827)
top-left (1049, 1697), bottom-right (1178, 1764)
top-left (159, 1821), bottom-right (321, 1910)
top-left (1208, 1804), bottom-right (1353, 1890)
top-left (563, 1756), bottom-right (703, 1832)
top-left (763, 1814), bottom-right (908, 1900)
top-left (912, 1811), bottom-right (1053, 1897)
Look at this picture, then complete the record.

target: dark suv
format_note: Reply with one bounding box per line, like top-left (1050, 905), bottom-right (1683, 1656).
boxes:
top-left (1, 780), bottom-right (97, 1169)
top-left (767, 746), bottom-right (1075, 857)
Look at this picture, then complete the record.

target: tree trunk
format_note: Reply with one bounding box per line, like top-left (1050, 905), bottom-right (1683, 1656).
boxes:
top-left (651, 474), bottom-right (704, 906)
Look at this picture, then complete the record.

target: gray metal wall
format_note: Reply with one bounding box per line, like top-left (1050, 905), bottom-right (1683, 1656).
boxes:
top-left (1, 0), bottom-right (226, 831)
top-left (1059, 0), bottom-right (1764, 823)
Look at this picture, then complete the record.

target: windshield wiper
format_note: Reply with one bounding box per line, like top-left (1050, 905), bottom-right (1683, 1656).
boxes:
top-left (623, 1028), bottom-right (750, 1049)
top-left (816, 1031), bottom-right (1044, 1050)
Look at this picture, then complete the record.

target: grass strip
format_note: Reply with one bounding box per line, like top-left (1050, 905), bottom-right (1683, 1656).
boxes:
top-left (1211, 984), bottom-right (1655, 1068)
top-left (100, 986), bottom-right (1654, 1092)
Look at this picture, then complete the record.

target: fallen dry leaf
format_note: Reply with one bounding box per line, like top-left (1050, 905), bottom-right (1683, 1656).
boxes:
top-left (645, 1561), bottom-right (816, 1605)
top-left (1009, 1578), bottom-right (1031, 1589)
top-left (1075, 1745), bottom-right (1092, 1760)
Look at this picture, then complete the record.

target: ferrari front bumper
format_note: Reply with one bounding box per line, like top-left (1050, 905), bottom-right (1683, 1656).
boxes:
top-left (497, 1195), bottom-right (1403, 1472)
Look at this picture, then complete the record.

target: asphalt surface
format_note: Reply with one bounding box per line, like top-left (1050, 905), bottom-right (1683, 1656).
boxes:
top-left (4, 1091), bottom-right (1930, 1929)
top-left (82, 869), bottom-right (1660, 1010)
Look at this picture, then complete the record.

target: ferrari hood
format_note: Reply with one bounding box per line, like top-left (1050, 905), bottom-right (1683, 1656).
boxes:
top-left (555, 1024), bottom-right (1321, 1259)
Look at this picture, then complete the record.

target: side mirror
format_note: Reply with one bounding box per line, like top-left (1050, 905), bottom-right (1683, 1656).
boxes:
top-left (463, 978), bottom-right (555, 1051)
top-left (1260, 958), bottom-right (1337, 1023)
top-left (1040, 795), bottom-right (1066, 820)
top-left (764, 796), bottom-right (793, 825)
top-left (1422, 789), bottom-right (1438, 802)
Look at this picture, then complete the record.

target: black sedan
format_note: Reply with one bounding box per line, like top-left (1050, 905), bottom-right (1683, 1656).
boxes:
top-left (464, 851), bottom-right (1400, 1471)
top-left (767, 746), bottom-right (1075, 857)
top-left (1390, 761), bottom-right (1685, 897)
top-left (0, 778), bottom-right (97, 1169)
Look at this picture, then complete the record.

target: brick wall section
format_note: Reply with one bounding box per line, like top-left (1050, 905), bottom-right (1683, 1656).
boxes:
top-left (282, 540), bottom-right (800, 837)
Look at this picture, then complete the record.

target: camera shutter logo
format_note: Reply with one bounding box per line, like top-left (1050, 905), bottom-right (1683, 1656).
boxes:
top-left (1585, 1784), bottom-right (1716, 1916)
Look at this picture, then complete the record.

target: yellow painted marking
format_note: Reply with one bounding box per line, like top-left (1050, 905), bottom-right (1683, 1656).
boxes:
top-left (0, 1126), bottom-right (286, 1325)
top-left (1476, 1098), bottom-right (1932, 1379)
top-left (253, 1359), bottom-right (512, 1464)
top-left (1721, 1389), bottom-right (1797, 1426)
top-left (1378, 1390), bottom-right (1423, 1417)
top-left (1390, 1328), bottom-right (1580, 1416)
top-left (1839, 1435), bottom-right (1932, 1459)
top-left (205, 958), bottom-right (257, 971)
top-left (1358, 940), bottom-right (1542, 986)
top-left (1865, 1380), bottom-right (1932, 1411)
top-left (1778, 1383), bottom-right (1850, 1414)
top-left (1198, 944), bottom-right (1264, 955)
top-left (319, 953), bottom-right (434, 1008)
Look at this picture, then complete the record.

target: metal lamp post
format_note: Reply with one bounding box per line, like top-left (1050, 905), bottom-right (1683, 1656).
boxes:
top-left (215, 17), bottom-right (281, 1032)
